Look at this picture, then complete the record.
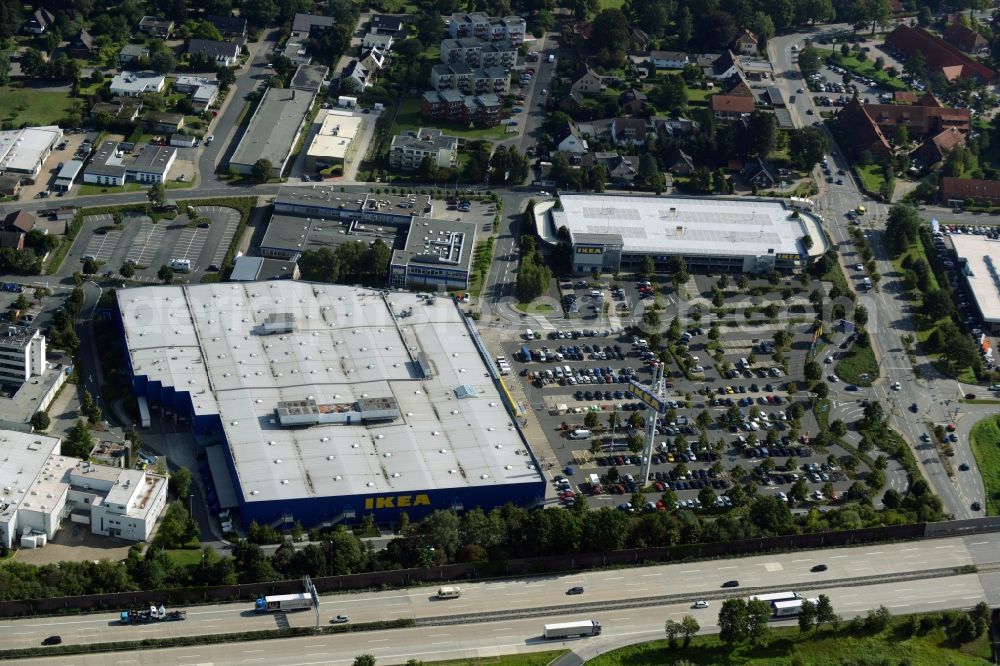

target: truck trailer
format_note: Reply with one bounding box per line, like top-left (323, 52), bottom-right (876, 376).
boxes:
top-left (543, 620), bottom-right (602, 639)
top-left (772, 598), bottom-right (818, 618)
top-left (254, 593), bottom-right (313, 613)
top-left (119, 605), bottom-right (187, 624)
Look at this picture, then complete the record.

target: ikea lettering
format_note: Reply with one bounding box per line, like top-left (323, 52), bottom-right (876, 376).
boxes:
top-left (364, 494), bottom-right (432, 510)
top-left (777, 253), bottom-right (799, 261)
top-left (576, 246), bottom-right (603, 255)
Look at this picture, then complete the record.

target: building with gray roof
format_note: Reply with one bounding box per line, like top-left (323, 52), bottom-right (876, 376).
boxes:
top-left (229, 85), bottom-right (315, 176)
top-left (390, 217), bottom-right (476, 289)
top-left (116, 282), bottom-right (544, 528)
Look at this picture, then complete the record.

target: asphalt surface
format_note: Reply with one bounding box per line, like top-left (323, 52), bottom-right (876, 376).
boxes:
top-left (11, 532), bottom-right (1000, 661)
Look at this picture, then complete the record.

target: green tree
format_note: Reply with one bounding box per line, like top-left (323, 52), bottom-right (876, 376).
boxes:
top-left (797, 46), bottom-right (822, 76)
top-left (30, 411), bottom-right (50, 431)
top-left (884, 205), bottom-right (921, 256)
top-left (120, 262), bottom-right (136, 278)
top-left (718, 598), bottom-right (750, 644)
top-left (148, 181), bottom-right (166, 207)
top-left (798, 598), bottom-right (817, 632)
top-left (169, 467), bottom-right (192, 499)
top-left (789, 126), bottom-right (830, 169)
top-left (157, 264), bottom-right (174, 284)
top-left (584, 411), bottom-right (600, 429)
top-left (815, 594), bottom-right (837, 628)
top-left (680, 614), bottom-right (700, 646)
top-left (251, 158), bottom-right (273, 182)
top-left (664, 618), bottom-right (681, 648)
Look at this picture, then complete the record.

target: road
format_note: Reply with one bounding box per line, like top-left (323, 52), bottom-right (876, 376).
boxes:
top-left (767, 30), bottom-right (983, 519)
top-left (11, 532), bottom-right (1000, 663)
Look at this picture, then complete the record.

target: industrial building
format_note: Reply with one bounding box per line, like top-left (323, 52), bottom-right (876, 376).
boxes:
top-left (390, 217), bottom-right (476, 289)
top-left (953, 234), bottom-right (1000, 331)
top-left (53, 160), bottom-right (83, 192)
top-left (0, 126), bottom-right (62, 178)
top-left (0, 430), bottom-right (168, 549)
top-left (305, 109), bottom-right (362, 172)
top-left (83, 141), bottom-right (176, 185)
top-left (544, 194), bottom-right (820, 274)
top-left (0, 328), bottom-right (46, 388)
top-left (273, 187), bottom-right (431, 225)
top-left (116, 283), bottom-right (544, 528)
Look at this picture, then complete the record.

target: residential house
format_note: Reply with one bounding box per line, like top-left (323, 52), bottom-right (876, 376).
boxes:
top-left (188, 39), bottom-right (241, 67)
top-left (651, 116), bottom-right (698, 137)
top-left (649, 51), bottom-right (689, 69)
top-left (707, 51), bottom-right (743, 79)
top-left (628, 27), bottom-right (652, 52)
top-left (174, 75), bottom-right (220, 110)
top-left (836, 98), bottom-right (891, 159)
top-left (743, 157), bottom-right (778, 188)
top-left (138, 16), bottom-right (174, 37)
top-left (554, 123), bottom-right (589, 154)
top-left (610, 118), bottom-right (649, 146)
top-left (389, 128), bottom-right (459, 170)
top-left (663, 147), bottom-right (695, 176)
top-left (109, 71), bottom-right (165, 97)
top-left (421, 90), bottom-right (501, 126)
top-left (291, 13), bottom-right (335, 36)
top-left (431, 63), bottom-right (508, 95)
top-left (371, 15), bottom-right (406, 37)
top-left (448, 13), bottom-right (525, 43)
top-left (0, 174), bottom-right (22, 197)
top-left (885, 24), bottom-right (995, 83)
top-left (24, 8), bottom-right (55, 34)
top-left (940, 176), bottom-right (1000, 206)
top-left (735, 29), bottom-right (759, 55)
top-left (69, 29), bottom-right (97, 59)
top-left (619, 88), bottom-right (648, 114)
top-left (441, 38), bottom-right (517, 68)
top-left (913, 126), bottom-right (966, 166)
top-left (143, 112), bottom-right (185, 133)
top-left (571, 66), bottom-right (606, 96)
top-left (206, 15), bottom-right (247, 39)
top-left (90, 99), bottom-right (141, 123)
top-left (558, 90), bottom-right (586, 113)
top-left (119, 45), bottom-right (150, 67)
top-left (0, 211), bottom-right (35, 251)
top-left (944, 16), bottom-right (989, 54)
top-left (344, 60), bottom-right (373, 90)
top-left (362, 32), bottom-right (394, 51)
top-left (710, 93), bottom-right (755, 121)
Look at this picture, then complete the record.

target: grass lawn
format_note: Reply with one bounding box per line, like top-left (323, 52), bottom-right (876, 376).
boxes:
top-left (853, 164), bottom-right (885, 194)
top-left (969, 414), bottom-right (1000, 516)
top-left (828, 53), bottom-right (911, 91)
top-left (819, 256), bottom-right (850, 298)
top-left (835, 342), bottom-right (879, 386)
top-left (391, 97), bottom-right (510, 141)
top-left (587, 614), bottom-right (990, 666)
top-left (76, 183), bottom-right (145, 196)
top-left (597, 0), bottom-right (625, 7)
top-left (515, 302), bottom-right (555, 313)
top-left (428, 651), bottom-right (567, 666)
top-left (164, 548), bottom-right (204, 567)
top-left (0, 87), bottom-right (77, 126)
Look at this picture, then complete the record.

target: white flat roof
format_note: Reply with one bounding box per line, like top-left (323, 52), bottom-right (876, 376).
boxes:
top-left (0, 431), bottom-right (63, 514)
top-left (307, 110), bottom-right (362, 160)
top-left (117, 283), bottom-right (540, 505)
top-left (0, 126), bottom-right (61, 173)
top-left (554, 194), bottom-right (808, 258)
top-left (953, 234), bottom-right (1000, 323)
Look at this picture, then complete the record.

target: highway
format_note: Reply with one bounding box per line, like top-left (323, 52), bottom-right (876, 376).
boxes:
top-left (13, 530), bottom-right (1000, 664)
top-left (767, 29), bottom-right (984, 519)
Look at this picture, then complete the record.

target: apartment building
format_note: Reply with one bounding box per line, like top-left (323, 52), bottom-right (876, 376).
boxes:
top-left (389, 128), bottom-right (459, 170)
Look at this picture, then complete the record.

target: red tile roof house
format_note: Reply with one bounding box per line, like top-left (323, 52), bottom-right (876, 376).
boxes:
top-left (710, 94), bottom-right (755, 121)
top-left (940, 177), bottom-right (1000, 207)
top-left (885, 24), bottom-right (996, 83)
top-left (943, 16), bottom-right (989, 54)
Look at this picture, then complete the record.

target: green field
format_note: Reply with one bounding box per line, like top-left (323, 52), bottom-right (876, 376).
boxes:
top-left (391, 97), bottom-right (510, 141)
top-left (853, 164), bottom-right (885, 195)
top-left (164, 548), bottom-right (204, 567)
top-left (76, 183), bottom-right (145, 196)
top-left (429, 651), bottom-right (566, 666)
top-left (587, 615), bottom-right (990, 666)
top-left (970, 415), bottom-right (1000, 516)
top-left (828, 52), bottom-right (911, 91)
top-left (0, 87), bottom-right (77, 126)
top-left (834, 342), bottom-right (878, 386)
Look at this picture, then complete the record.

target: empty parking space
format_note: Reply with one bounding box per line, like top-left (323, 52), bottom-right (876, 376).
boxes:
top-left (199, 206), bottom-right (240, 269)
top-left (82, 228), bottom-right (121, 263)
top-left (172, 228), bottom-right (208, 263)
top-left (125, 222), bottom-right (166, 267)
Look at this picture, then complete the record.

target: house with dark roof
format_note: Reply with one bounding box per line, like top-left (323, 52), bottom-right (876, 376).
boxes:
top-left (940, 177), bottom-right (1000, 206)
top-left (571, 66), bottom-right (606, 96)
top-left (0, 210), bottom-right (35, 250)
top-left (619, 88), bottom-right (647, 114)
top-left (292, 13), bottom-right (335, 36)
top-left (554, 122), bottom-right (589, 154)
top-left (944, 16), bottom-right (988, 54)
top-left (913, 126), bottom-right (966, 166)
top-left (138, 16), bottom-right (174, 37)
top-left (862, 92), bottom-right (971, 140)
top-left (206, 14), bottom-right (247, 38)
top-left (119, 44), bottom-right (150, 66)
top-left (610, 118), bottom-right (649, 146)
top-left (735, 29), bottom-right (758, 55)
top-left (664, 147), bottom-right (695, 176)
top-left (629, 27), bottom-right (652, 52)
top-left (651, 116), bottom-right (698, 137)
top-left (743, 157), bottom-right (778, 188)
top-left (885, 24), bottom-right (995, 83)
top-left (24, 8), bottom-right (55, 34)
top-left (708, 51), bottom-right (743, 80)
top-left (188, 39), bottom-right (241, 67)
top-left (69, 29), bottom-right (96, 59)
top-left (371, 15), bottom-right (406, 37)
top-left (649, 51), bottom-right (689, 69)
top-left (836, 98), bottom-right (891, 159)
top-left (0, 174), bottom-right (21, 197)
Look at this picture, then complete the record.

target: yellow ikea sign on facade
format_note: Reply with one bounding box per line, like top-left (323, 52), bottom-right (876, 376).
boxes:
top-left (364, 494), bottom-right (431, 510)
top-left (576, 246), bottom-right (603, 255)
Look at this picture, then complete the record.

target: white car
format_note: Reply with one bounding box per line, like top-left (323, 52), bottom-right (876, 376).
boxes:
top-left (331, 614), bottom-right (350, 624)
top-left (693, 600), bottom-right (709, 609)
top-left (892, 382), bottom-right (901, 391)
top-left (855, 263), bottom-right (863, 270)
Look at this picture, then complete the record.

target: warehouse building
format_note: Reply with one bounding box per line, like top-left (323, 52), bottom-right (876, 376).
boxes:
top-left (116, 283), bottom-right (545, 528)
top-left (229, 87), bottom-right (314, 177)
top-left (390, 217), bottom-right (476, 289)
top-left (0, 126), bottom-right (62, 178)
top-left (273, 187), bottom-right (432, 224)
top-left (304, 109), bottom-right (362, 172)
top-left (545, 194), bottom-right (820, 274)
top-left (953, 234), bottom-right (1000, 331)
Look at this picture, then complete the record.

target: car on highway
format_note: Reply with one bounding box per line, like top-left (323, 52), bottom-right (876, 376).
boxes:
top-left (959, 463), bottom-right (970, 471)
top-left (42, 636), bottom-right (62, 645)
top-left (972, 501), bottom-right (982, 511)
top-left (965, 393), bottom-right (977, 399)
top-left (721, 580), bottom-right (740, 588)
top-left (844, 384), bottom-right (858, 391)
top-left (567, 586), bottom-right (585, 595)
top-left (693, 600), bottom-right (709, 608)
top-left (331, 614), bottom-right (350, 623)
top-left (811, 564), bottom-right (828, 572)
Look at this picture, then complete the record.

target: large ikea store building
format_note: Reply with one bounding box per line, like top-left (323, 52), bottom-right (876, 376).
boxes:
top-left (116, 282), bottom-right (544, 528)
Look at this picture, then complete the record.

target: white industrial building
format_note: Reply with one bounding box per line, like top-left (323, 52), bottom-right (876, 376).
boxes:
top-left (0, 126), bottom-right (62, 177)
top-left (304, 109), bottom-right (362, 172)
top-left (953, 234), bottom-right (1000, 331)
top-left (116, 283), bottom-right (545, 527)
top-left (0, 431), bottom-right (168, 549)
top-left (0, 328), bottom-right (46, 388)
top-left (545, 194), bottom-right (823, 274)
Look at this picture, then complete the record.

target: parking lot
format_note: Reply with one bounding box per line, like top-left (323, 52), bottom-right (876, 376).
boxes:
top-left (72, 205), bottom-right (241, 280)
top-left (504, 273), bottom-right (866, 513)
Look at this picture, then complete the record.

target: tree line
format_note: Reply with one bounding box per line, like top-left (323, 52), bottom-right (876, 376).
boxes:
top-left (297, 239), bottom-right (393, 286)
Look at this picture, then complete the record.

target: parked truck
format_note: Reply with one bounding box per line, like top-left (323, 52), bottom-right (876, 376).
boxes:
top-left (119, 605), bottom-right (187, 624)
top-left (543, 620), bottom-right (602, 639)
top-left (254, 593), bottom-right (313, 613)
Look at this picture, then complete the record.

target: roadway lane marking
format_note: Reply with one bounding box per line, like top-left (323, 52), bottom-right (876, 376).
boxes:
top-left (610, 617), bottom-right (632, 621)
top-left (718, 566), bottom-right (738, 570)
top-left (602, 576), bottom-right (625, 580)
top-left (829, 555), bottom-right (848, 558)
top-left (970, 541), bottom-right (989, 545)
top-left (243, 650), bottom-right (265, 653)
top-left (840, 594), bottom-right (858, 598)
top-left (936, 545), bottom-right (955, 549)
top-left (792, 559), bottom-right (812, 563)
top-left (368, 639), bottom-right (388, 643)
top-left (491, 628), bottom-right (512, 631)
top-left (304, 644), bottom-right (324, 648)
top-left (680, 570), bottom-right (701, 573)
top-left (428, 634), bottom-right (450, 637)
top-left (866, 551), bottom-right (884, 555)
top-left (642, 573), bottom-right (662, 577)
top-left (889, 604), bottom-right (911, 608)
top-left (900, 548), bottom-right (919, 552)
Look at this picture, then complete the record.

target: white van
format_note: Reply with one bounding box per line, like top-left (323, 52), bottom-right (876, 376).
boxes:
top-left (437, 586), bottom-right (462, 599)
top-left (525, 328), bottom-right (534, 340)
top-left (170, 258), bottom-right (192, 272)
top-left (739, 357), bottom-right (750, 369)
top-left (569, 429), bottom-right (592, 440)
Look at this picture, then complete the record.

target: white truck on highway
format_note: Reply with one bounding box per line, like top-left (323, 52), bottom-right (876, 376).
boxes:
top-left (772, 598), bottom-right (819, 618)
top-left (254, 593), bottom-right (313, 613)
top-left (543, 620), bottom-right (602, 639)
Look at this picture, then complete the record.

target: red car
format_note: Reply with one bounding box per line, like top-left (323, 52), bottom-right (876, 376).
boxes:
top-left (946, 423), bottom-right (957, 432)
